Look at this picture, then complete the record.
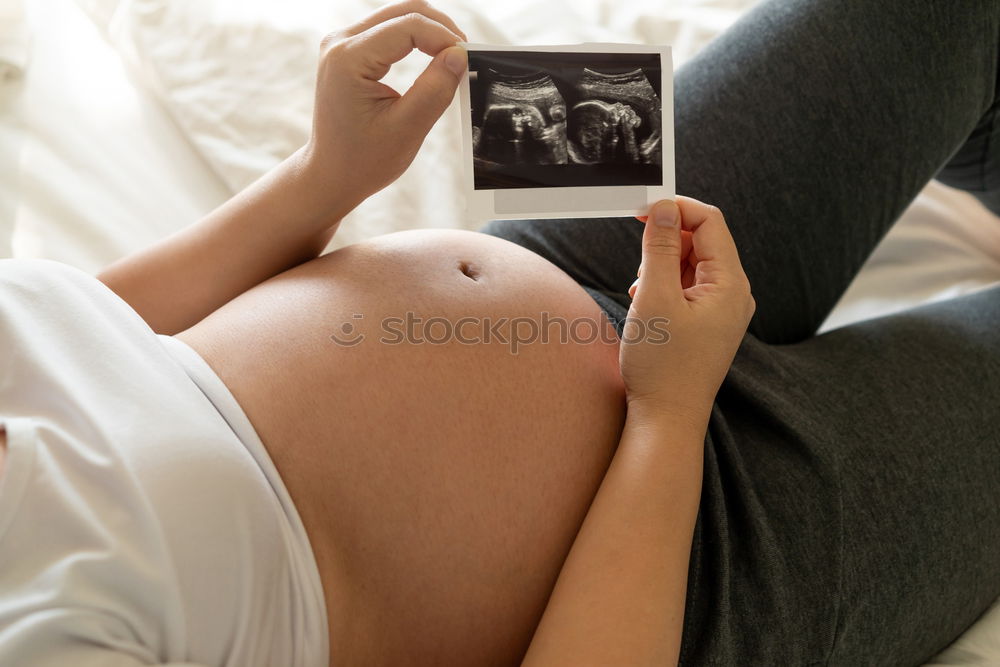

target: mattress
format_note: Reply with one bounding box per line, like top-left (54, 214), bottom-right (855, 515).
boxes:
top-left (1, 0), bottom-right (998, 662)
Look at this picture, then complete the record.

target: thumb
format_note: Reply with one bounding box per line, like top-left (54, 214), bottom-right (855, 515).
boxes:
top-left (632, 199), bottom-right (683, 304)
top-left (393, 46), bottom-right (466, 137)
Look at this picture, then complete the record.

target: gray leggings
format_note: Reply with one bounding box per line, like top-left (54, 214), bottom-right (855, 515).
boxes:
top-left (481, 0), bottom-right (1000, 663)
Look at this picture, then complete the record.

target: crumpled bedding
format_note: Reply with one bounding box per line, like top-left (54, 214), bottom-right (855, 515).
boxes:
top-left (6, 0), bottom-right (1000, 661)
top-left (1, 0), bottom-right (230, 272)
top-left (74, 0), bottom-right (1000, 328)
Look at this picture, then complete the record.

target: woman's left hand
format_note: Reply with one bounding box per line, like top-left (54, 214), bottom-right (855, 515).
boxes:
top-left (302, 0), bottom-right (468, 221)
top-left (620, 197), bottom-right (755, 422)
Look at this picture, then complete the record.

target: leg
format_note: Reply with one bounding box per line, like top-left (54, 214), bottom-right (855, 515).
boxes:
top-left (813, 289), bottom-right (1000, 664)
top-left (936, 98), bottom-right (1000, 214)
top-left (483, 0), bottom-right (1000, 344)
top-left (684, 285), bottom-right (1000, 664)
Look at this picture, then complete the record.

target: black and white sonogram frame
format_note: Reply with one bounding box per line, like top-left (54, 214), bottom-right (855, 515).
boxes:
top-left (458, 43), bottom-right (673, 220)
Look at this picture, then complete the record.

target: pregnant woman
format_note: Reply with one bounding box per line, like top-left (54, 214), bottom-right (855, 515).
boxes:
top-left (1, 0), bottom-right (998, 665)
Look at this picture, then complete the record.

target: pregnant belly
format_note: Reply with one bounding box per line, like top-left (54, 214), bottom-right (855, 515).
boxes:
top-left (177, 229), bottom-right (627, 663)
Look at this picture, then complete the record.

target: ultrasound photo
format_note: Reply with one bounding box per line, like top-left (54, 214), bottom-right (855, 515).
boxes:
top-left (468, 50), bottom-right (663, 190)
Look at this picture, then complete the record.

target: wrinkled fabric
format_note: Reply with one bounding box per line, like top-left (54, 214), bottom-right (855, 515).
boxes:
top-left (0, 259), bottom-right (328, 667)
top-left (483, 0), bottom-right (1000, 663)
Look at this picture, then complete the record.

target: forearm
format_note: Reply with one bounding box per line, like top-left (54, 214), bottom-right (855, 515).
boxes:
top-left (522, 407), bottom-right (707, 666)
top-left (96, 1), bottom-right (469, 336)
top-left (97, 147), bottom-right (354, 335)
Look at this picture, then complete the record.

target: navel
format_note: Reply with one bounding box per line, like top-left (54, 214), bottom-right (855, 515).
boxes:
top-left (458, 260), bottom-right (480, 281)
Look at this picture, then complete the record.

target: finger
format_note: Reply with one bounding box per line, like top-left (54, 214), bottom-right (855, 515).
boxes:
top-left (681, 262), bottom-right (696, 290)
top-left (674, 196), bottom-right (750, 291)
top-left (342, 0), bottom-right (468, 42)
top-left (632, 199), bottom-right (683, 305)
top-left (348, 13), bottom-right (463, 81)
top-left (392, 45), bottom-right (466, 137)
top-left (675, 196), bottom-right (740, 266)
top-left (680, 229), bottom-right (693, 262)
top-left (635, 225), bottom-right (691, 277)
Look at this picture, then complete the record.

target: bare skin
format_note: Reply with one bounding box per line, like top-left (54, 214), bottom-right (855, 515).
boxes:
top-left (97, 2), bottom-right (754, 663)
top-left (177, 228), bottom-right (629, 665)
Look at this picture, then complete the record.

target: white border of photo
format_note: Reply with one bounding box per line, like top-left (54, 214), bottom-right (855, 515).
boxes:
top-left (458, 42), bottom-right (674, 222)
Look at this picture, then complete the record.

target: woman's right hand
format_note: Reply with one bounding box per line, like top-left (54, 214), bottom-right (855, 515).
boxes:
top-left (619, 197), bottom-right (756, 424)
top-left (301, 0), bottom-right (468, 224)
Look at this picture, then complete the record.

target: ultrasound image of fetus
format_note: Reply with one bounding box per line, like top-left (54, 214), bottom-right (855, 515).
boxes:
top-left (568, 68), bottom-right (662, 165)
top-left (569, 100), bottom-right (643, 164)
top-left (474, 70), bottom-right (569, 165)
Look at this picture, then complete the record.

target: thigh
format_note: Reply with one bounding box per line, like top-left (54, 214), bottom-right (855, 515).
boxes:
top-left (483, 0), bottom-right (1000, 345)
top-left (935, 98), bottom-right (1000, 214)
top-left (707, 287), bottom-right (1000, 664)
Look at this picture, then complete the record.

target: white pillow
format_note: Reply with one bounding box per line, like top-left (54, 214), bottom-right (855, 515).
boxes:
top-left (76, 0), bottom-right (320, 193)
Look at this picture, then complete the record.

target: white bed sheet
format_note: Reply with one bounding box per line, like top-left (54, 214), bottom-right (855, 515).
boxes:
top-left (1, 0), bottom-right (998, 662)
top-left (74, 0), bottom-right (1000, 331)
top-left (1, 0), bottom-right (229, 274)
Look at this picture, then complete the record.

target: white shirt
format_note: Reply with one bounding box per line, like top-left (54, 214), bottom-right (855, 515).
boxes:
top-left (0, 258), bottom-right (328, 666)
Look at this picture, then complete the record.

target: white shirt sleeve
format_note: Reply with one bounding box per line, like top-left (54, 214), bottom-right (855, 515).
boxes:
top-left (0, 258), bottom-right (328, 666)
top-left (33, 654), bottom-right (212, 667)
top-left (0, 624), bottom-right (215, 666)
